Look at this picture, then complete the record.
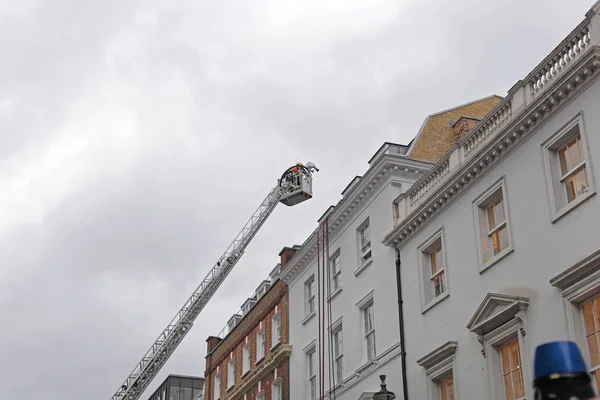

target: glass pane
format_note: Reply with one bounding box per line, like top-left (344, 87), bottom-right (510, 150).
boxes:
top-left (583, 301), bottom-right (596, 335)
top-left (495, 199), bottom-right (505, 225)
top-left (568, 137), bottom-right (582, 167)
top-left (169, 387), bottom-right (180, 400)
top-left (434, 273), bottom-right (445, 297)
top-left (440, 379), bottom-right (448, 400)
top-left (593, 297), bottom-right (600, 331)
top-left (504, 374), bottom-right (515, 400)
top-left (594, 370), bottom-right (600, 394)
top-left (501, 344), bottom-right (511, 374)
top-left (487, 205), bottom-right (496, 230)
top-left (430, 252), bottom-right (437, 275)
top-left (587, 334), bottom-right (600, 367)
top-left (436, 248), bottom-right (444, 271)
top-left (510, 338), bottom-right (521, 370)
top-left (559, 146), bottom-right (569, 175)
top-left (492, 231), bottom-right (501, 255)
top-left (513, 368), bottom-right (525, 399)
top-left (578, 135), bottom-right (585, 162)
top-left (565, 174), bottom-right (577, 203)
top-left (574, 166), bottom-right (588, 196)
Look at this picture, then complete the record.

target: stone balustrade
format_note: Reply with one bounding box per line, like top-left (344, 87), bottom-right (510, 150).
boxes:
top-left (400, 4), bottom-right (600, 219)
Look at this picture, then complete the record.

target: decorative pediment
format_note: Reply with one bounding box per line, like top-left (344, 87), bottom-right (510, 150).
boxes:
top-left (466, 293), bottom-right (529, 336)
top-left (357, 392), bottom-right (375, 400)
top-left (416, 341), bottom-right (458, 370)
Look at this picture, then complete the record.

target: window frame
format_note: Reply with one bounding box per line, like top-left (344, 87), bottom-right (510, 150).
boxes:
top-left (329, 250), bottom-right (343, 299)
top-left (272, 378), bottom-right (282, 400)
top-left (417, 227), bottom-right (450, 313)
top-left (213, 371), bottom-right (221, 400)
top-left (541, 112), bottom-right (596, 222)
top-left (256, 327), bottom-right (265, 363)
top-left (357, 218), bottom-right (373, 266)
top-left (357, 290), bottom-right (376, 364)
top-left (330, 318), bottom-right (344, 386)
top-left (227, 355), bottom-right (235, 390)
top-left (242, 339), bottom-right (251, 376)
top-left (417, 341), bottom-right (458, 400)
top-left (304, 275), bottom-right (316, 319)
top-left (550, 249), bottom-right (600, 393)
top-left (271, 311), bottom-right (281, 349)
top-left (304, 341), bottom-right (317, 400)
top-left (472, 176), bottom-right (514, 273)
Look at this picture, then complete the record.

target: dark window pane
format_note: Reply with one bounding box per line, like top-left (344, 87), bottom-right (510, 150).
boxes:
top-left (170, 377), bottom-right (181, 387)
top-left (193, 379), bottom-right (203, 389)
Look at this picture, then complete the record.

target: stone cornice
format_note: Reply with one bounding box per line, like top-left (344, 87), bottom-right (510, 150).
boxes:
top-left (550, 248), bottom-right (600, 290)
top-left (383, 46), bottom-right (600, 249)
top-left (416, 341), bottom-right (458, 370)
top-left (224, 344), bottom-right (292, 400)
top-left (281, 154), bottom-right (432, 285)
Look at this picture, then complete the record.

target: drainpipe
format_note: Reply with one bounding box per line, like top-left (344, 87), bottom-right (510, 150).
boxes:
top-left (395, 248), bottom-right (409, 400)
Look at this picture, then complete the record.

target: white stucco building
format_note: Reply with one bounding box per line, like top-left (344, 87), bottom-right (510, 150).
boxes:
top-left (382, 3), bottom-right (600, 400)
top-left (281, 143), bottom-right (433, 400)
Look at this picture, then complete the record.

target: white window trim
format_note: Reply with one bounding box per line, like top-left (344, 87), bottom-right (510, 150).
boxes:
top-left (551, 248), bottom-right (600, 388)
top-left (330, 319), bottom-right (344, 386)
top-left (466, 293), bottom-right (531, 400)
top-left (357, 290), bottom-right (376, 364)
top-left (242, 339), bottom-right (251, 376)
top-left (256, 389), bottom-right (265, 400)
top-left (541, 112), bottom-right (596, 223)
top-left (271, 311), bottom-right (281, 349)
top-left (472, 176), bottom-right (514, 273)
top-left (304, 275), bottom-right (316, 322)
top-left (416, 341), bottom-right (459, 400)
top-left (213, 372), bottom-right (221, 400)
top-left (304, 340), bottom-right (317, 400)
top-left (329, 250), bottom-right (343, 294)
top-left (417, 227), bottom-right (450, 313)
top-left (256, 327), bottom-right (265, 364)
top-left (227, 356), bottom-right (235, 390)
top-left (271, 378), bottom-right (282, 400)
top-left (356, 218), bottom-right (373, 267)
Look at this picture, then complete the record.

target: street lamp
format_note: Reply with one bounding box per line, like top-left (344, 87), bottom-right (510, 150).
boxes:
top-left (372, 375), bottom-right (396, 400)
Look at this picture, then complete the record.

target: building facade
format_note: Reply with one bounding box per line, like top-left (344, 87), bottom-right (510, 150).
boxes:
top-left (146, 374), bottom-right (204, 400)
top-left (204, 251), bottom-right (293, 400)
top-left (383, 3), bottom-right (600, 400)
top-left (281, 142), bottom-right (434, 400)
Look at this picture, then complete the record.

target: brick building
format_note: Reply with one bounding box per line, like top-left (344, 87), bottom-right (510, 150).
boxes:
top-left (204, 247), bottom-right (298, 400)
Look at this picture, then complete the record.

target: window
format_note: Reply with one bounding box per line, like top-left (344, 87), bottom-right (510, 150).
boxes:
top-left (272, 379), bottom-right (282, 400)
top-left (550, 249), bottom-right (600, 392)
top-left (242, 341), bottom-right (251, 375)
top-left (330, 252), bottom-right (342, 293)
top-left (227, 357), bottom-right (235, 389)
top-left (305, 275), bottom-right (316, 316)
top-left (256, 390), bottom-right (265, 400)
top-left (473, 177), bottom-right (513, 271)
top-left (363, 302), bottom-right (376, 361)
top-left (357, 220), bottom-right (372, 264)
top-left (542, 116), bottom-right (594, 221)
top-left (213, 373), bottom-right (221, 400)
top-left (439, 374), bottom-right (455, 400)
top-left (271, 312), bottom-right (281, 348)
top-left (418, 229), bottom-right (449, 312)
top-left (467, 293), bottom-right (530, 400)
top-left (256, 328), bottom-right (265, 362)
top-left (417, 341), bottom-right (457, 400)
top-left (332, 324), bottom-right (344, 385)
top-left (307, 348), bottom-right (317, 400)
top-left (500, 338), bottom-right (525, 400)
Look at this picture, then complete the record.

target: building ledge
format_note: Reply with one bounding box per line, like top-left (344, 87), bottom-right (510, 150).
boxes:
top-left (223, 344), bottom-right (292, 400)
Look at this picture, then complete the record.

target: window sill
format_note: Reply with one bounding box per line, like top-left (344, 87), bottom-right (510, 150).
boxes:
top-left (551, 189), bottom-right (595, 223)
top-left (421, 291), bottom-right (450, 314)
top-left (302, 311), bottom-right (316, 325)
top-left (227, 385), bottom-right (234, 392)
top-left (327, 287), bottom-right (343, 302)
top-left (479, 246), bottom-right (514, 274)
top-left (353, 258), bottom-right (374, 277)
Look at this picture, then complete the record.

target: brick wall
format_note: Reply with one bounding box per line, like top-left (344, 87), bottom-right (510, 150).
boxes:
top-left (408, 96), bottom-right (502, 163)
top-left (204, 279), bottom-right (290, 400)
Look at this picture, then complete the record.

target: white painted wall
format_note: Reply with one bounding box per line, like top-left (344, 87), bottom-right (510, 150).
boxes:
top-left (396, 78), bottom-right (600, 400)
top-left (285, 169), bottom-right (425, 400)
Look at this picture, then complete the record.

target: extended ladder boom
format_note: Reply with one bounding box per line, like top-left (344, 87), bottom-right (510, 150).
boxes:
top-left (110, 162), bottom-right (318, 400)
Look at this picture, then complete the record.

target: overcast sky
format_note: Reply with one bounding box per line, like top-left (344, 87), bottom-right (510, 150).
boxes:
top-left (0, 0), bottom-right (595, 398)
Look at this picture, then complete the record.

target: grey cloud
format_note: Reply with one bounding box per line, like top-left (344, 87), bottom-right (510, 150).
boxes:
top-left (0, 0), bottom-right (596, 398)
